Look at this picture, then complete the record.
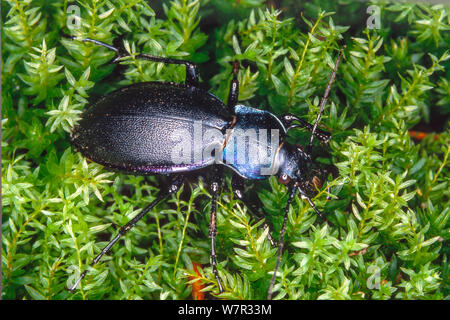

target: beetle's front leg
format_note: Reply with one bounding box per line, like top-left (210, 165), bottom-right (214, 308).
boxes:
top-left (231, 174), bottom-right (276, 248)
top-left (209, 166), bottom-right (224, 293)
top-left (297, 184), bottom-right (333, 225)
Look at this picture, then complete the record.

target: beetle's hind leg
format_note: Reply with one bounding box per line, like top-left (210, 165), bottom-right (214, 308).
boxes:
top-left (73, 37), bottom-right (200, 87)
top-left (68, 175), bottom-right (184, 293)
top-left (208, 166), bottom-right (225, 294)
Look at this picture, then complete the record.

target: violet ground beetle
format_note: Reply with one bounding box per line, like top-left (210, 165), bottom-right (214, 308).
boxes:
top-left (68, 37), bottom-right (344, 299)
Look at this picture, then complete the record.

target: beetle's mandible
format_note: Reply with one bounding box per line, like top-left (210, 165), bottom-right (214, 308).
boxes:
top-left (68, 37), bottom-right (344, 299)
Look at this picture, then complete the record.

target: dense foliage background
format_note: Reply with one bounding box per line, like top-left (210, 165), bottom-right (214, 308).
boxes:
top-left (2, 0), bottom-right (449, 300)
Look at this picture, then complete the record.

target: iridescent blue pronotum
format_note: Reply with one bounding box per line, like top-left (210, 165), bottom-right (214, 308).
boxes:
top-left (69, 37), bottom-right (344, 299)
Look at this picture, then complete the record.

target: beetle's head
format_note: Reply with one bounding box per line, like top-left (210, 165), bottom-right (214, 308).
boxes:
top-left (277, 141), bottom-right (338, 196)
top-left (276, 144), bottom-right (309, 183)
top-left (276, 143), bottom-right (324, 192)
top-left (276, 114), bottom-right (332, 191)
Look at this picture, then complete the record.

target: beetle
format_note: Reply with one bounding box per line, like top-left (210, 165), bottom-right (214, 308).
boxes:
top-left (68, 37), bottom-right (344, 299)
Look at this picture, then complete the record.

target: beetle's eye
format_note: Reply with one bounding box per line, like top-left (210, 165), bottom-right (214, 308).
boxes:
top-left (278, 173), bottom-right (291, 185)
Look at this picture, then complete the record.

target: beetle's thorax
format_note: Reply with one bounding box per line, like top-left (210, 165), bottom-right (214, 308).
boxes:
top-left (221, 105), bottom-right (287, 179)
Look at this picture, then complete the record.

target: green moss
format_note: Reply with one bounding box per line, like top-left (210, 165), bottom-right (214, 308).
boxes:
top-left (2, 0), bottom-right (449, 300)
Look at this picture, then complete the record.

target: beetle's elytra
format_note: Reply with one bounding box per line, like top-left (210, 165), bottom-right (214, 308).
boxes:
top-left (69, 37), bottom-right (344, 299)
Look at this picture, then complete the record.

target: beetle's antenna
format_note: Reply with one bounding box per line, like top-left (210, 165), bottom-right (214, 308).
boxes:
top-left (308, 47), bottom-right (345, 154)
top-left (267, 186), bottom-right (297, 300)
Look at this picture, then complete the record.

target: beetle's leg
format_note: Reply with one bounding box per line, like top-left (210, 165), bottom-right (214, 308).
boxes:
top-left (282, 115), bottom-right (331, 143)
top-left (297, 185), bottom-right (332, 224)
top-left (134, 53), bottom-right (199, 87)
top-left (267, 185), bottom-right (297, 300)
top-left (231, 174), bottom-right (276, 247)
top-left (74, 37), bottom-right (200, 87)
top-left (227, 60), bottom-right (240, 112)
top-left (208, 166), bottom-right (224, 294)
top-left (68, 175), bottom-right (184, 293)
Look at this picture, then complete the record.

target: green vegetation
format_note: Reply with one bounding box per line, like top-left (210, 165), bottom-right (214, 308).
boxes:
top-left (2, 0), bottom-right (449, 300)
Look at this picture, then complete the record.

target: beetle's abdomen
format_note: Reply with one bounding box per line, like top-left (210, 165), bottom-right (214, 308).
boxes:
top-left (71, 82), bottom-right (232, 174)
